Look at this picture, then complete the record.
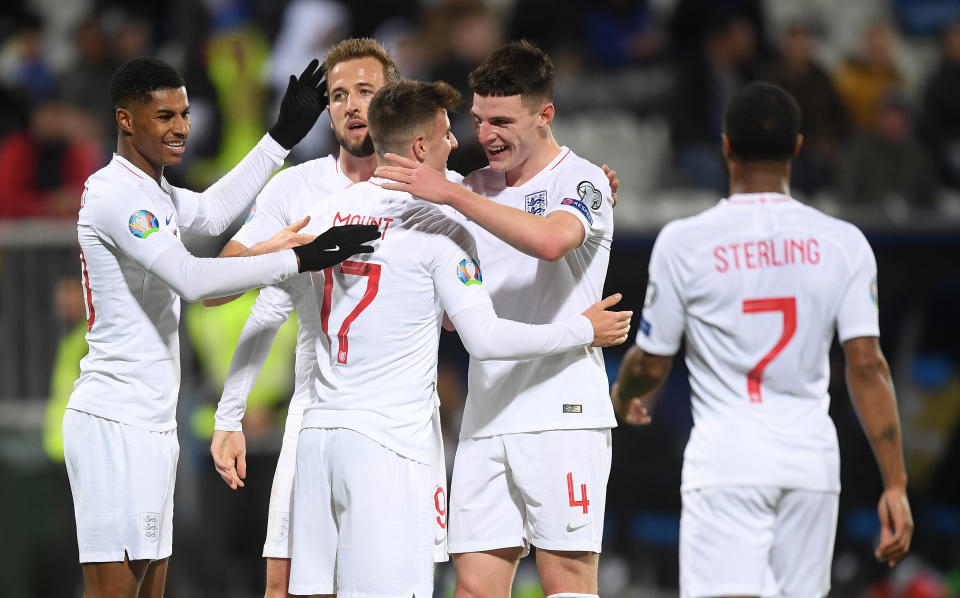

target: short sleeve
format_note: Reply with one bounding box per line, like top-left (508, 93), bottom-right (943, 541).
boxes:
top-left (634, 223), bottom-right (686, 356)
top-left (231, 169), bottom-right (299, 248)
top-left (89, 185), bottom-right (182, 272)
top-left (836, 229), bottom-right (880, 342)
top-left (429, 216), bottom-right (493, 318)
top-left (546, 166), bottom-right (613, 244)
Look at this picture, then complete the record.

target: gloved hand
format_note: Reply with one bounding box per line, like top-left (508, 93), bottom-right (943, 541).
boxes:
top-left (293, 224), bottom-right (381, 272)
top-left (269, 59), bottom-right (328, 150)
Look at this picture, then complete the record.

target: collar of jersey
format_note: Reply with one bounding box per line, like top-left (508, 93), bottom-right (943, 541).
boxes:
top-left (723, 192), bottom-right (794, 206)
top-left (111, 154), bottom-right (169, 193)
top-left (501, 145), bottom-right (570, 189)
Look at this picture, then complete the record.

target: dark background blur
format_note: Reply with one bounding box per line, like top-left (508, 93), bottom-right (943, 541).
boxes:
top-left (0, 0), bottom-right (958, 596)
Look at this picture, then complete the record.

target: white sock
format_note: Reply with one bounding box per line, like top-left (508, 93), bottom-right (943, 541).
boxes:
top-left (545, 594), bottom-right (599, 598)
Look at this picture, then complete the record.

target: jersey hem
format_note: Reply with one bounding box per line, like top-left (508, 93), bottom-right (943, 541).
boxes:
top-left (65, 405), bottom-right (177, 433)
top-left (459, 422), bottom-right (615, 441)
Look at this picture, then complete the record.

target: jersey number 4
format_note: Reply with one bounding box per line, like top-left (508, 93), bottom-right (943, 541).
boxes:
top-left (320, 260), bottom-right (382, 364)
top-left (742, 297), bottom-right (796, 403)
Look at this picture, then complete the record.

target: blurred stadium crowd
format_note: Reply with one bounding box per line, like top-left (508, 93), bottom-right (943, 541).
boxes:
top-left (0, 0), bottom-right (959, 596)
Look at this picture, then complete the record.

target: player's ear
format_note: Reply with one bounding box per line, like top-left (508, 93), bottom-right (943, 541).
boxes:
top-left (793, 133), bottom-right (804, 158)
top-left (721, 134), bottom-right (732, 161)
top-left (539, 102), bottom-right (555, 127)
top-left (116, 107), bottom-right (134, 136)
top-left (412, 134), bottom-right (428, 163)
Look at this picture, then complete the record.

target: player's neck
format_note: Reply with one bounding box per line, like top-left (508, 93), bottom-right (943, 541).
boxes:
top-left (728, 164), bottom-right (791, 197)
top-left (117, 138), bottom-right (163, 185)
top-left (339, 149), bottom-right (377, 183)
top-left (504, 135), bottom-right (562, 187)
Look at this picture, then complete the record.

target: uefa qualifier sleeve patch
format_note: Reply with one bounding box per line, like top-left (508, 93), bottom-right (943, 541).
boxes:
top-left (129, 209), bottom-right (160, 239)
top-left (457, 258), bottom-right (483, 286)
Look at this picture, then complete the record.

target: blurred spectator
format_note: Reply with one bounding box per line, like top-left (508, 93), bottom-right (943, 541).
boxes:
top-left (760, 21), bottom-right (850, 196)
top-left (43, 275), bottom-right (89, 462)
top-left (427, 1), bottom-right (503, 175)
top-left (838, 92), bottom-right (938, 214)
top-left (268, 0), bottom-right (350, 163)
top-left (0, 11), bottom-right (55, 102)
top-left (834, 19), bottom-right (903, 132)
top-left (0, 99), bottom-right (102, 219)
top-left (667, 0), bottom-right (767, 60)
top-left (668, 16), bottom-right (757, 192)
top-left (583, 0), bottom-right (666, 68)
top-left (919, 20), bottom-right (960, 189)
top-left (58, 16), bottom-right (118, 155)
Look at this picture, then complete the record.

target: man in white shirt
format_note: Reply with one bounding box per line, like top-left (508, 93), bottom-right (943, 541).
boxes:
top-left (376, 41), bottom-right (618, 598)
top-left (204, 38), bottom-right (458, 597)
top-left (612, 82), bottom-right (913, 598)
top-left (63, 56), bottom-right (377, 598)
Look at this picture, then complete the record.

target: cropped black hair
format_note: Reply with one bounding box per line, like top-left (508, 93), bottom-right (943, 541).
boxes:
top-left (723, 82), bottom-right (802, 162)
top-left (469, 40), bottom-right (553, 108)
top-left (109, 57), bottom-right (185, 110)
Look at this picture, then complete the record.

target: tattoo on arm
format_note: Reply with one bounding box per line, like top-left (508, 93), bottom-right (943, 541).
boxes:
top-left (879, 423), bottom-right (898, 444)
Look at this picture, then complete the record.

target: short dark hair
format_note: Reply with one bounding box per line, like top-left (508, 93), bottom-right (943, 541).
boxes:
top-left (368, 80), bottom-right (461, 157)
top-left (322, 38), bottom-right (401, 88)
top-left (109, 57), bottom-right (185, 110)
top-left (468, 40), bottom-right (553, 109)
top-left (723, 82), bottom-right (802, 162)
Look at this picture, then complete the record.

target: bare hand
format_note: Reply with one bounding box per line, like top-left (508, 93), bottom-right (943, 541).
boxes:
top-left (583, 293), bottom-right (632, 347)
top-left (374, 153), bottom-right (453, 204)
top-left (875, 486), bottom-right (913, 567)
top-left (249, 215), bottom-right (316, 256)
top-left (602, 164), bottom-right (619, 208)
top-left (211, 429), bottom-right (247, 490)
top-left (611, 382), bottom-right (652, 425)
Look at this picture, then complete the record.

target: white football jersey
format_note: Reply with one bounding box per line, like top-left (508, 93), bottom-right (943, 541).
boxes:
top-left (223, 158), bottom-right (463, 416)
top-left (458, 147), bottom-right (618, 439)
top-left (69, 139), bottom-right (292, 431)
top-left (635, 192), bottom-right (880, 492)
top-left (294, 180), bottom-right (492, 463)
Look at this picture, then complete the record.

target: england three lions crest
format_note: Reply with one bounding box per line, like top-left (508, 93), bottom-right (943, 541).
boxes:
top-left (140, 512), bottom-right (160, 543)
top-left (525, 191), bottom-right (547, 216)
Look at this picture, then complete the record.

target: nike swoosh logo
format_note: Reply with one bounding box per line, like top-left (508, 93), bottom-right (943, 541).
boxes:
top-left (566, 522), bottom-right (590, 532)
top-left (165, 214), bottom-right (173, 225)
top-left (324, 245), bottom-right (340, 252)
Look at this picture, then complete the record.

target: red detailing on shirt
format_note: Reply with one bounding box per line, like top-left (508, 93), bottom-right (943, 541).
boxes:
top-left (116, 160), bottom-right (144, 179)
top-left (727, 195), bottom-right (790, 205)
top-left (79, 248), bottom-right (96, 332)
top-left (333, 211), bottom-right (393, 239)
top-left (548, 149), bottom-right (572, 171)
top-left (714, 238), bottom-right (820, 272)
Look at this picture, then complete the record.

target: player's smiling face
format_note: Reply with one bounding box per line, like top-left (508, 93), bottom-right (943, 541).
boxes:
top-left (124, 87), bottom-right (190, 171)
top-left (471, 93), bottom-right (547, 173)
top-left (327, 56), bottom-right (387, 158)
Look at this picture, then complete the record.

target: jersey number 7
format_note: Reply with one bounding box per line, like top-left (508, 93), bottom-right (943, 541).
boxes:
top-left (320, 260), bottom-right (382, 364)
top-left (742, 297), bottom-right (796, 403)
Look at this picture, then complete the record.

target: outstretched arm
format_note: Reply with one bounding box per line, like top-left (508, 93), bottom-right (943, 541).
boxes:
top-left (843, 336), bottom-right (913, 567)
top-left (376, 154), bottom-right (585, 260)
top-left (449, 294), bottom-right (631, 361)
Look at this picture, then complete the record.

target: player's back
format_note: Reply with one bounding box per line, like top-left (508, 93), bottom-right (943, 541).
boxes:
top-left (298, 179), bottom-right (486, 463)
top-left (642, 192), bottom-right (878, 491)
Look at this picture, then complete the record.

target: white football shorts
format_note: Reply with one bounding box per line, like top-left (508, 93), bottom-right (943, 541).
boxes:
top-left (448, 428), bottom-right (611, 555)
top-left (262, 410), bottom-right (302, 559)
top-left (680, 486), bottom-right (839, 598)
top-left (63, 408), bottom-right (178, 563)
top-left (264, 405), bottom-right (449, 563)
top-left (288, 427), bottom-right (434, 598)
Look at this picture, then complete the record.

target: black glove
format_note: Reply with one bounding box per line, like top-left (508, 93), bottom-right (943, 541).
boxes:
top-left (293, 224), bottom-right (381, 272)
top-left (269, 59), bottom-right (328, 150)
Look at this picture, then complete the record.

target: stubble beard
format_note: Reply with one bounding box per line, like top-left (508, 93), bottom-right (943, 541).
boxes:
top-left (335, 129), bottom-right (375, 158)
